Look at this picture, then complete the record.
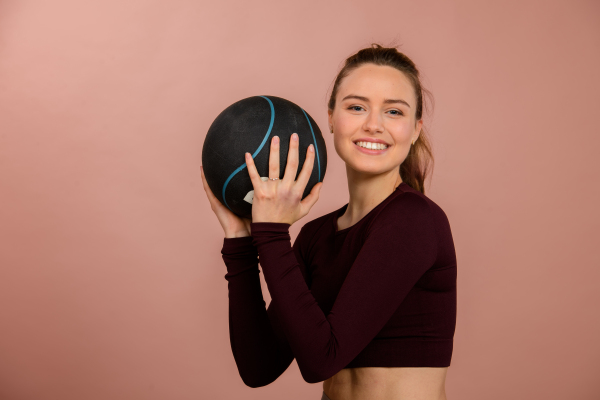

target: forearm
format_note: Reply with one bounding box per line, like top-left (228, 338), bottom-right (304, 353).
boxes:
top-left (222, 236), bottom-right (293, 387)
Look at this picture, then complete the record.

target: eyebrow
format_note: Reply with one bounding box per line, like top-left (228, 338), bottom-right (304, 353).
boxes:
top-left (341, 94), bottom-right (411, 108)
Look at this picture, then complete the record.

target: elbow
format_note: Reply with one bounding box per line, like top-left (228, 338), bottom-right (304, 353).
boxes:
top-left (238, 366), bottom-right (284, 388)
top-left (302, 374), bottom-right (326, 385)
top-left (297, 343), bottom-right (340, 383)
top-left (298, 364), bottom-right (331, 384)
top-left (242, 379), bottom-right (269, 389)
top-left (301, 371), bottom-right (329, 384)
top-left (240, 373), bottom-right (276, 388)
top-left (297, 349), bottom-right (340, 383)
top-left (233, 350), bottom-right (294, 387)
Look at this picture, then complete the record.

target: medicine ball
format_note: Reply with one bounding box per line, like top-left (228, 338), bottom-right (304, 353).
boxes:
top-left (202, 95), bottom-right (327, 219)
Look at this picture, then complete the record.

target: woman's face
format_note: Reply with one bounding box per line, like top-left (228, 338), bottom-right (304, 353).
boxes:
top-left (328, 63), bottom-right (422, 175)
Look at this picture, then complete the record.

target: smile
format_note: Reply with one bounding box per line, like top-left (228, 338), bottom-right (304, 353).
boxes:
top-left (353, 141), bottom-right (390, 154)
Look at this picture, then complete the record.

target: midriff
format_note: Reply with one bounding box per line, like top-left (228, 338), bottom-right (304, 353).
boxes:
top-left (322, 367), bottom-right (448, 400)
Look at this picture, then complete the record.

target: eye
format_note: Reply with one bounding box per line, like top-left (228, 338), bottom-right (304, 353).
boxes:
top-left (388, 110), bottom-right (404, 116)
top-left (348, 105), bottom-right (364, 111)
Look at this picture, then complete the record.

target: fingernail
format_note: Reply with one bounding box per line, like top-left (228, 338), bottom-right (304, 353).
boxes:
top-left (309, 144), bottom-right (314, 152)
top-left (273, 136), bottom-right (279, 144)
top-left (292, 133), bottom-right (298, 141)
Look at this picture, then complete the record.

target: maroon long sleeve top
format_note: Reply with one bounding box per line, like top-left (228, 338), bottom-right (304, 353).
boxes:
top-left (221, 182), bottom-right (457, 387)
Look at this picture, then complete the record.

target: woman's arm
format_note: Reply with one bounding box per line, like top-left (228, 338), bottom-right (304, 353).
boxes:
top-left (249, 192), bottom-right (440, 383)
top-left (221, 231), bottom-right (308, 387)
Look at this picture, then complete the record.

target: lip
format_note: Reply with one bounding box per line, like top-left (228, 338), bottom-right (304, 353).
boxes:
top-left (353, 138), bottom-right (391, 145)
top-left (353, 141), bottom-right (390, 155)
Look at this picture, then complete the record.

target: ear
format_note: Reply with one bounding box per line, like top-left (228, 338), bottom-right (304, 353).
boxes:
top-left (327, 111), bottom-right (333, 133)
top-left (414, 118), bottom-right (423, 140)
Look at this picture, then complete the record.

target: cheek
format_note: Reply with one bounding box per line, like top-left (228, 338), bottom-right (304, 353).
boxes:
top-left (390, 120), bottom-right (414, 142)
top-left (334, 116), bottom-right (356, 133)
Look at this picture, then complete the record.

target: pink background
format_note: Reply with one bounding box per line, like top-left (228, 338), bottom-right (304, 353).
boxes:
top-left (1, 0), bottom-right (599, 399)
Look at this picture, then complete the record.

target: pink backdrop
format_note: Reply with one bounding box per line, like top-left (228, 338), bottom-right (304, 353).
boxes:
top-left (0, 0), bottom-right (598, 399)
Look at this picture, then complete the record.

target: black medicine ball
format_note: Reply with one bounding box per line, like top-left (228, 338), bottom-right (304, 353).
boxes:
top-left (202, 95), bottom-right (327, 219)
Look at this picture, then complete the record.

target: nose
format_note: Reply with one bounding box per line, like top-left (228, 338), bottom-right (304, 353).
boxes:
top-left (362, 109), bottom-right (384, 133)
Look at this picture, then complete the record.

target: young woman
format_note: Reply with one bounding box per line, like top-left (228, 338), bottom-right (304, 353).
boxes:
top-left (201, 44), bottom-right (457, 400)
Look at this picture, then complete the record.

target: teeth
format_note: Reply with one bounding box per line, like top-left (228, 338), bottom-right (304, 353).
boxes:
top-left (355, 141), bottom-right (388, 150)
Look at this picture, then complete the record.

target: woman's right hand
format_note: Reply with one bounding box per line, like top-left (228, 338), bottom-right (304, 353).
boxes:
top-left (200, 165), bottom-right (252, 238)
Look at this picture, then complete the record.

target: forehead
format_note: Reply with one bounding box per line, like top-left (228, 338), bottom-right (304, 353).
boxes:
top-left (338, 64), bottom-right (415, 105)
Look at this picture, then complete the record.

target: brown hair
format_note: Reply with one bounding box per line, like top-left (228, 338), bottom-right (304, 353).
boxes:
top-left (327, 43), bottom-right (434, 195)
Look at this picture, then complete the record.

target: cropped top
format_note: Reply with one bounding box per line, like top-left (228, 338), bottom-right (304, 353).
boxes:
top-left (221, 181), bottom-right (457, 387)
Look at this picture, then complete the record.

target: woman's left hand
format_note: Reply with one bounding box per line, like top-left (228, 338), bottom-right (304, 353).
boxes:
top-left (245, 132), bottom-right (323, 225)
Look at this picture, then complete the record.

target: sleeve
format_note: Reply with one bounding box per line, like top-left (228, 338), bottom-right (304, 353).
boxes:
top-left (221, 229), bottom-right (309, 387)
top-left (250, 193), bottom-right (439, 383)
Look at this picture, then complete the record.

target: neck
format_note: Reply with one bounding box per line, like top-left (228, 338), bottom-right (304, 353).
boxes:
top-left (341, 167), bottom-right (402, 222)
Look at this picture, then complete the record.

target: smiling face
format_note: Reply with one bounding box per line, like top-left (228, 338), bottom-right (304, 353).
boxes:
top-left (328, 63), bottom-right (423, 175)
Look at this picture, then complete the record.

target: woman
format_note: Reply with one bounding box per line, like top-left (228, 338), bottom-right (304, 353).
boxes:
top-left (201, 44), bottom-right (457, 400)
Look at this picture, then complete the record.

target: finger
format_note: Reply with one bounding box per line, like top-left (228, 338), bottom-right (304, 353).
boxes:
top-left (200, 166), bottom-right (220, 207)
top-left (200, 166), bottom-right (214, 198)
top-left (283, 132), bottom-right (300, 183)
top-left (294, 144), bottom-right (315, 193)
top-left (269, 136), bottom-right (280, 179)
top-left (299, 181), bottom-right (322, 216)
top-left (245, 152), bottom-right (261, 188)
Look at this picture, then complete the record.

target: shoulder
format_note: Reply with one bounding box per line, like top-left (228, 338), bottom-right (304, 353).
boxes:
top-left (368, 191), bottom-right (434, 230)
top-left (391, 185), bottom-right (452, 228)
top-left (367, 187), bottom-right (448, 247)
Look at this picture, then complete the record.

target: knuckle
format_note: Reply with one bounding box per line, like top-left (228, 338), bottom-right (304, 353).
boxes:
top-left (260, 191), bottom-right (273, 200)
top-left (291, 190), bottom-right (302, 202)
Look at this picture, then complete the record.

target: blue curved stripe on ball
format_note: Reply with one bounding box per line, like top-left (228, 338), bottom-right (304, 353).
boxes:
top-left (221, 95), bottom-right (275, 212)
top-left (300, 108), bottom-right (321, 182)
